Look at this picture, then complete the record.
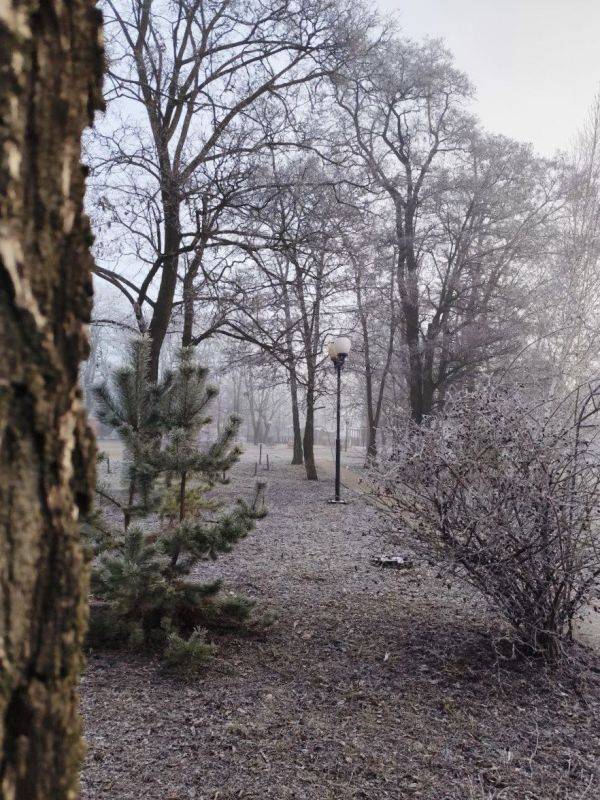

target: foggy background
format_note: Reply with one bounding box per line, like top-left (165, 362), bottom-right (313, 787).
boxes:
top-left (381, 0), bottom-right (600, 154)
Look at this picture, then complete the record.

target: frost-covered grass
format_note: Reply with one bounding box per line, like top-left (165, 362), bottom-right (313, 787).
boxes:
top-left (81, 444), bottom-right (600, 800)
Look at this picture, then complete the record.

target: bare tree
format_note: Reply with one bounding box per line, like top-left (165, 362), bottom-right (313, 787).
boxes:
top-left (91, 0), bottom-right (362, 379)
top-left (0, 0), bottom-right (103, 795)
top-left (225, 157), bottom-right (348, 478)
top-left (351, 242), bottom-right (397, 462)
top-left (242, 363), bottom-right (280, 444)
top-left (421, 133), bottom-right (558, 407)
top-left (334, 38), bottom-right (474, 421)
top-left (530, 94), bottom-right (600, 395)
top-left (334, 39), bottom-right (559, 420)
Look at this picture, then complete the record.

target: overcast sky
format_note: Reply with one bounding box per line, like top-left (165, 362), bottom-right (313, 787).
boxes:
top-left (379, 0), bottom-right (600, 156)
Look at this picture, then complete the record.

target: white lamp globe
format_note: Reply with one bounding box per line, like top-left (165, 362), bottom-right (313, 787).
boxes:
top-left (327, 341), bottom-right (338, 358)
top-left (334, 336), bottom-right (351, 356)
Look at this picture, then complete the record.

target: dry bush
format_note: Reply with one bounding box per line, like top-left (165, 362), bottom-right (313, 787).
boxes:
top-left (375, 386), bottom-right (600, 660)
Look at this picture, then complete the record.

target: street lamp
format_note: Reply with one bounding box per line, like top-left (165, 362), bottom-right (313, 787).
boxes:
top-left (327, 335), bottom-right (351, 504)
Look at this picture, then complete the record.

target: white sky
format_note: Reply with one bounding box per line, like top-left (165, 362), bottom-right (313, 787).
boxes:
top-left (379, 0), bottom-right (600, 156)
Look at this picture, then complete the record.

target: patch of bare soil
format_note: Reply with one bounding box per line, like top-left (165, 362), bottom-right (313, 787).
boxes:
top-left (81, 449), bottom-right (600, 800)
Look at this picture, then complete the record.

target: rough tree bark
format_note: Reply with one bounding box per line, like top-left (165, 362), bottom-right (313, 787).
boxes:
top-left (282, 284), bottom-right (303, 465)
top-left (288, 368), bottom-right (304, 465)
top-left (148, 192), bottom-right (181, 380)
top-left (395, 201), bottom-right (429, 424)
top-left (355, 260), bottom-right (396, 463)
top-left (0, 1), bottom-right (103, 797)
top-left (295, 266), bottom-right (321, 482)
top-left (303, 377), bottom-right (318, 481)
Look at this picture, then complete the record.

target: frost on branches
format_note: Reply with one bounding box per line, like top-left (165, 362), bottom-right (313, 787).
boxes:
top-left (376, 386), bottom-right (600, 661)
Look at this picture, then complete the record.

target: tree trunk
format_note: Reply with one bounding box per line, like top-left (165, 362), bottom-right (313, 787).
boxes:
top-left (356, 272), bottom-right (377, 463)
top-left (356, 261), bottom-right (397, 463)
top-left (366, 418), bottom-right (378, 462)
top-left (181, 268), bottom-right (195, 348)
top-left (148, 192), bottom-right (181, 380)
top-left (181, 237), bottom-right (207, 348)
top-left (421, 331), bottom-right (437, 419)
top-left (303, 380), bottom-right (318, 481)
top-left (282, 283), bottom-right (303, 464)
top-left (396, 206), bottom-right (424, 423)
top-left (289, 370), bottom-right (304, 465)
top-left (403, 285), bottom-right (425, 423)
top-left (245, 383), bottom-right (260, 444)
top-left (0, 1), bottom-right (103, 797)
top-left (293, 260), bottom-right (321, 482)
top-left (364, 368), bottom-right (378, 463)
top-left (435, 324), bottom-right (453, 411)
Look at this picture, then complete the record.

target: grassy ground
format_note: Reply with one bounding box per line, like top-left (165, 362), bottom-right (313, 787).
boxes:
top-left (81, 444), bottom-right (600, 800)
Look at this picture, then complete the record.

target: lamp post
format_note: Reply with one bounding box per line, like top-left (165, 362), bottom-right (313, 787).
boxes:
top-left (327, 335), bottom-right (351, 504)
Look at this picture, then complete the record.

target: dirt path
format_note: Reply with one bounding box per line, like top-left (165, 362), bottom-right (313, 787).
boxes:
top-left (81, 445), bottom-right (600, 800)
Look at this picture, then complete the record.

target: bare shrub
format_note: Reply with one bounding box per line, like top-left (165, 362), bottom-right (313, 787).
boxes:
top-left (375, 386), bottom-right (600, 660)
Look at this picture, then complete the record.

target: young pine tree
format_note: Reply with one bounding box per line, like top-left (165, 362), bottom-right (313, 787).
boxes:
top-left (158, 348), bottom-right (248, 571)
top-left (89, 343), bottom-right (267, 671)
top-left (92, 335), bottom-right (164, 528)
